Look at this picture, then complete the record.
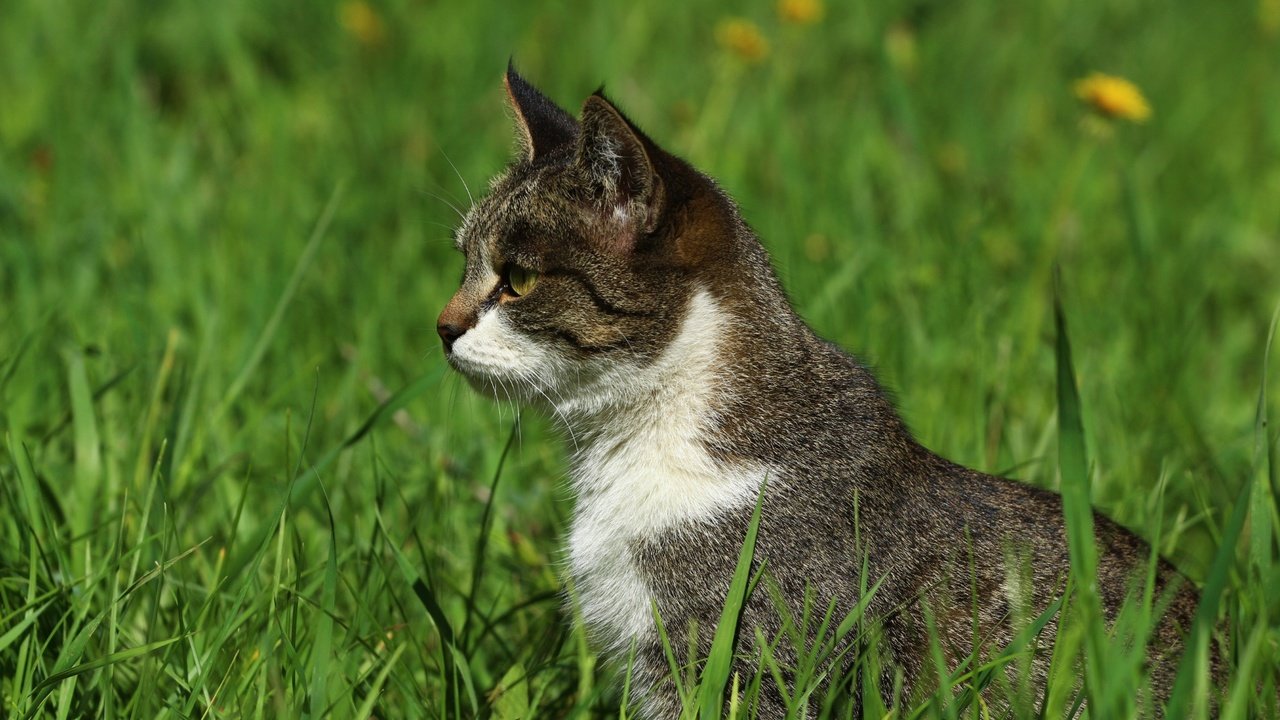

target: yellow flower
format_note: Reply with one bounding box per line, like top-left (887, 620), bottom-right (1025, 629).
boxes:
top-left (803, 233), bottom-right (830, 262)
top-left (339, 1), bottom-right (386, 47)
top-left (1073, 72), bottom-right (1151, 123)
top-left (716, 18), bottom-right (770, 62)
top-left (1262, 0), bottom-right (1280, 36)
top-left (778, 0), bottom-right (823, 24)
top-left (884, 23), bottom-right (917, 73)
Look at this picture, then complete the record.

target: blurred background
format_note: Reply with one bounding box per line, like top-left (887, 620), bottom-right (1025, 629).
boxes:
top-left (1, 0), bottom-right (1277, 714)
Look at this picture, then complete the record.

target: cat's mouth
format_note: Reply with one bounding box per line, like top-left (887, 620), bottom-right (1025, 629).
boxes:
top-left (447, 355), bottom-right (530, 399)
top-left (444, 338), bottom-right (555, 405)
top-left (446, 339), bottom-right (611, 415)
top-left (446, 353), bottom-right (502, 383)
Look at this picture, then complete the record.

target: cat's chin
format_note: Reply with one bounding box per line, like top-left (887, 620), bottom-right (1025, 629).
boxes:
top-left (447, 354), bottom-right (545, 405)
top-left (464, 374), bottom-right (534, 403)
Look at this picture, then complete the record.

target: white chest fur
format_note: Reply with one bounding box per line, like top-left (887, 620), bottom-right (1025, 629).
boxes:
top-left (563, 290), bottom-right (766, 651)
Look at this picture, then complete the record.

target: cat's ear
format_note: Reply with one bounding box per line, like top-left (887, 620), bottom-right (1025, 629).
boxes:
top-left (504, 62), bottom-right (578, 162)
top-left (574, 92), bottom-right (665, 245)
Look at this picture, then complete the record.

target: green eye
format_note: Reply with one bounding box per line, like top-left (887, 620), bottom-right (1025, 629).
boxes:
top-left (506, 264), bottom-right (539, 296)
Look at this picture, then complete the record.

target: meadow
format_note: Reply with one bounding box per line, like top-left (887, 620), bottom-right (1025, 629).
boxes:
top-left (1, 0), bottom-right (1278, 717)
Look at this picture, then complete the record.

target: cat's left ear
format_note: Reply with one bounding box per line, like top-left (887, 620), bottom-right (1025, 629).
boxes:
top-left (505, 62), bottom-right (578, 162)
top-left (575, 92), bottom-right (666, 245)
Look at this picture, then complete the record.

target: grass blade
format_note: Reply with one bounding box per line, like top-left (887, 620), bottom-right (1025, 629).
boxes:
top-left (353, 643), bottom-right (408, 720)
top-left (64, 348), bottom-right (101, 538)
top-left (214, 181), bottom-right (344, 422)
top-left (1053, 281), bottom-right (1108, 711)
top-left (0, 601), bottom-right (52, 655)
top-left (697, 483), bottom-right (766, 718)
top-left (1165, 476), bottom-right (1252, 716)
top-left (461, 419), bottom-right (520, 650)
top-left (22, 629), bottom-right (190, 719)
top-left (307, 479), bottom-right (340, 719)
top-left (1248, 304), bottom-right (1280, 580)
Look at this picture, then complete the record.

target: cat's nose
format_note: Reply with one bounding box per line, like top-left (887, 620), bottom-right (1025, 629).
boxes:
top-left (437, 321), bottom-right (467, 352)
top-left (438, 294), bottom-right (478, 353)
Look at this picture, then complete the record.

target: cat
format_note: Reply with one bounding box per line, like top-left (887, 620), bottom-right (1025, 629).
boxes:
top-left (437, 64), bottom-right (1203, 717)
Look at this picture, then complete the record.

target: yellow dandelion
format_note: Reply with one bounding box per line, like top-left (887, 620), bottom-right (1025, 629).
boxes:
top-left (1262, 0), bottom-right (1280, 36)
top-left (339, 1), bottom-right (386, 47)
top-left (1073, 72), bottom-right (1151, 123)
top-left (778, 0), bottom-right (823, 24)
top-left (935, 142), bottom-right (968, 177)
top-left (716, 18), bottom-right (770, 63)
top-left (803, 233), bottom-right (830, 262)
top-left (884, 23), bottom-right (917, 73)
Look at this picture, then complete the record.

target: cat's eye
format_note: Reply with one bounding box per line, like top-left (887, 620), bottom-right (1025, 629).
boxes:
top-left (505, 264), bottom-right (539, 297)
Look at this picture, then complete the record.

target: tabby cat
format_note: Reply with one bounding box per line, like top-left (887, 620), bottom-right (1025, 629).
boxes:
top-left (437, 65), bottom-right (1200, 717)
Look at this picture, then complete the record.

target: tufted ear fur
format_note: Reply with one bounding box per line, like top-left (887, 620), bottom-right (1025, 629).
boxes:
top-left (574, 92), bottom-right (666, 250)
top-left (504, 62), bottom-right (578, 162)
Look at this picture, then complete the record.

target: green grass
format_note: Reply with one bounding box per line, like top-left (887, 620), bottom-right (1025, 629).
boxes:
top-left (2, 0), bottom-right (1279, 716)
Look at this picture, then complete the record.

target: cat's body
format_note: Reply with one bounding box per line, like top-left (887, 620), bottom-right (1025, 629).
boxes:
top-left (438, 66), bottom-right (1200, 717)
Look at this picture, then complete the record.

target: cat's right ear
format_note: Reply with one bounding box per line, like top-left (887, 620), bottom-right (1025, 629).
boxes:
top-left (572, 92), bottom-right (666, 253)
top-left (504, 62), bottom-right (578, 162)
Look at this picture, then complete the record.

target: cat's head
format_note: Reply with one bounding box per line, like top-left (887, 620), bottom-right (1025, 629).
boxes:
top-left (437, 66), bottom-right (747, 414)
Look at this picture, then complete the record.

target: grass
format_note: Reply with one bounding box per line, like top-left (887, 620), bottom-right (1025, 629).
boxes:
top-left (1, 0), bottom-right (1279, 716)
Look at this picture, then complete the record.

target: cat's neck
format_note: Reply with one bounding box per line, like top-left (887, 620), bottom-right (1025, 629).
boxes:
top-left (553, 288), bottom-right (735, 470)
top-left (562, 287), bottom-right (767, 649)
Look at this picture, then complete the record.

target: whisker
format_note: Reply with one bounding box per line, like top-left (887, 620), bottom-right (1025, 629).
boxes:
top-left (424, 220), bottom-right (462, 237)
top-left (439, 147), bottom-right (475, 209)
top-left (414, 186), bottom-right (467, 221)
top-left (619, 331), bottom-right (636, 355)
top-left (532, 379), bottom-right (580, 454)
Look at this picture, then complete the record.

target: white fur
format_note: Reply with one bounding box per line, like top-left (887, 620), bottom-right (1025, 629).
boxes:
top-left (450, 289), bottom-right (767, 650)
top-left (449, 296), bottom-right (570, 405)
top-left (563, 291), bottom-right (767, 650)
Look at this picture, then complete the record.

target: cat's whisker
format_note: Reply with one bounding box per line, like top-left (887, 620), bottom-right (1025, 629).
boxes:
top-left (414, 184), bottom-right (467, 221)
top-left (424, 220), bottom-right (462, 238)
top-left (615, 330), bottom-right (637, 358)
top-left (494, 376), bottom-right (519, 426)
top-left (531, 380), bottom-right (580, 453)
top-left (446, 373), bottom-right (462, 415)
top-left (423, 340), bottom-right (448, 363)
top-left (497, 380), bottom-right (513, 424)
top-left (503, 382), bottom-right (519, 423)
top-left (485, 378), bottom-right (502, 422)
top-left (439, 147), bottom-right (475, 209)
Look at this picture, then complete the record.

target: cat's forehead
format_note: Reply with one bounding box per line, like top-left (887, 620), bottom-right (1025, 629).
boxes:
top-left (455, 163), bottom-right (583, 261)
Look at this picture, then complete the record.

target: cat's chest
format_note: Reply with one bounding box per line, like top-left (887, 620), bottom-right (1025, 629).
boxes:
top-left (566, 419), bottom-right (765, 650)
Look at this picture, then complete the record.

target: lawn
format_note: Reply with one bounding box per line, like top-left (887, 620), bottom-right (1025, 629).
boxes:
top-left (1, 0), bottom-right (1278, 717)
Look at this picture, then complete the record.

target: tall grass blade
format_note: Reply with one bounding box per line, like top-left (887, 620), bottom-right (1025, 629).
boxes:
top-left (0, 330), bottom-right (34, 397)
top-left (214, 181), bottom-right (345, 422)
top-left (697, 483), bottom-right (766, 718)
top-left (65, 347), bottom-right (101, 536)
top-left (1165, 474), bottom-right (1252, 716)
top-left (37, 365), bottom-right (134, 446)
top-left (353, 643), bottom-right (408, 720)
top-left (462, 419), bottom-right (519, 650)
top-left (307, 480), bottom-right (339, 719)
top-left (1053, 281), bottom-right (1107, 711)
top-left (1248, 305), bottom-right (1279, 579)
top-left (377, 506), bottom-right (466, 717)
top-left (490, 660), bottom-right (531, 719)
top-left (0, 601), bottom-right (52, 654)
top-left (1218, 619), bottom-right (1266, 720)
